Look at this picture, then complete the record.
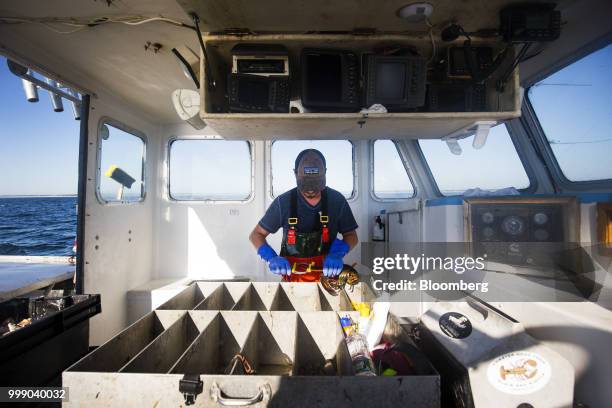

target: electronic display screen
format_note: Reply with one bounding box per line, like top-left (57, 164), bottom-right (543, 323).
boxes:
top-left (437, 86), bottom-right (466, 111)
top-left (238, 78), bottom-right (269, 107)
top-left (450, 48), bottom-right (467, 72)
top-left (305, 54), bottom-right (342, 103)
top-left (525, 13), bottom-right (550, 29)
top-left (375, 62), bottom-right (405, 100)
top-left (237, 59), bottom-right (285, 74)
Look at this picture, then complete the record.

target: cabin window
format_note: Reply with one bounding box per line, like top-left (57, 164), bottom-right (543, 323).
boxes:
top-left (169, 139), bottom-right (252, 201)
top-left (372, 140), bottom-right (415, 199)
top-left (419, 124), bottom-right (530, 196)
top-left (98, 121), bottom-right (145, 203)
top-left (271, 140), bottom-right (354, 198)
top-left (528, 43), bottom-right (612, 182)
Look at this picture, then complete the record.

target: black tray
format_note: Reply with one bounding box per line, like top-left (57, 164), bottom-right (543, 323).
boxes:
top-left (0, 294), bottom-right (101, 364)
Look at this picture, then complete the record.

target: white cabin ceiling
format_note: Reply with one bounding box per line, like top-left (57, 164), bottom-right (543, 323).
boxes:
top-left (0, 0), bottom-right (198, 123)
top-left (0, 0), bottom-right (610, 126)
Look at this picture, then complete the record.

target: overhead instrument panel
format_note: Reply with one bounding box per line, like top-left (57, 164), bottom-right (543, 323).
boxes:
top-left (182, 1), bottom-right (566, 139)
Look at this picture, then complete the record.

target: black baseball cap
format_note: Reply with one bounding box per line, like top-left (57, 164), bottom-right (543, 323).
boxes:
top-left (294, 149), bottom-right (326, 193)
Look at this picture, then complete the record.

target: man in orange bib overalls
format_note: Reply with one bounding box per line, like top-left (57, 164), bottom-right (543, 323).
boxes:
top-left (249, 149), bottom-right (359, 282)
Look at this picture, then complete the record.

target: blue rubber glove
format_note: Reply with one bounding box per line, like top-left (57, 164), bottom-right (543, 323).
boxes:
top-left (257, 243), bottom-right (277, 262)
top-left (257, 243), bottom-right (290, 276)
top-left (268, 256), bottom-right (291, 276)
top-left (323, 239), bottom-right (350, 277)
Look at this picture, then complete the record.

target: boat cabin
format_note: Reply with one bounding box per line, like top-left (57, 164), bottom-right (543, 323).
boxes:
top-left (0, 0), bottom-right (611, 406)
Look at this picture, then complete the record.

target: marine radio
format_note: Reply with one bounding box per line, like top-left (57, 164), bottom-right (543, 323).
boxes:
top-left (231, 43), bottom-right (290, 76)
top-left (228, 73), bottom-right (290, 113)
top-left (447, 46), bottom-right (494, 80)
top-left (228, 44), bottom-right (290, 113)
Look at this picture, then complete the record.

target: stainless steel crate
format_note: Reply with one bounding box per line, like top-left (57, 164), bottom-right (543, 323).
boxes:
top-left (158, 282), bottom-right (356, 311)
top-left (64, 283), bottom-right (440, 407)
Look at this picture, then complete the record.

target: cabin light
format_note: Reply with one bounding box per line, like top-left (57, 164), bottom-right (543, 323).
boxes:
top-left (171, 89), bottom-right (206, 130)
top-left (21, 70), bottom-right (39, 102)
top-left (396, 3), bottom-right (434, 23)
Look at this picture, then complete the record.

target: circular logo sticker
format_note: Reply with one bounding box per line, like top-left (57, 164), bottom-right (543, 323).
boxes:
top-left (439, 312), bottom-right (472, 339)
top-left (487, 351), bottom-right (551, 395)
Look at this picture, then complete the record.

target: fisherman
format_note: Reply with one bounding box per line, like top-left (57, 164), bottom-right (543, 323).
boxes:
top-left (249, 149), bottom-right (358, 282)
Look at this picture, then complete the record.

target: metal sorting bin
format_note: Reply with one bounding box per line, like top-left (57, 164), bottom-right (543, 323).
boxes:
top-left (0, 294), bottom-right (101, 386)
top-left (156, 281), bottom-right (355, 312)
top-left (64, 282), bottom-right (440, 407)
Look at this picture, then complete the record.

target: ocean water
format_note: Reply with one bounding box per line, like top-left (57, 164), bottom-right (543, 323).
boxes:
top-left (0, 196), bottom-right (77, 256)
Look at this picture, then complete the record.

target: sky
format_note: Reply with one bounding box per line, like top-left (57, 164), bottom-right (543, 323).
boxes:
top-left (528, 43), bottom-right (612, 182)
top-left (0, 56), bottom-right (80, 196)
top-left (0, 43), bottom-right (611, 197)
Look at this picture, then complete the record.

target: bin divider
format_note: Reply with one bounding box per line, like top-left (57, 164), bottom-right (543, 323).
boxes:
top-left (157, 285), bottom-right (204, 310)
top-left (294, 312), bottom-right (355, 375)
top-left (194, 284), bottom-right (230, 310)
top-left (232, 284), bottom-right (268, 311)
top-left (237, 312), bottom-right (297, 376)
top-left (316, 283), bottom-right (354, 311)
top-left (269, 284), bottom-right (295, 311)
top-left (169, 311), bottom-right (221, 374)
top-left (280, 283), bottom-right (322, 311)
top-left (119, 311), bottom-right (198, 373)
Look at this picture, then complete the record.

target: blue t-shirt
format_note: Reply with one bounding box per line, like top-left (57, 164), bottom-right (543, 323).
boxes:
top-left (258, 187), bottom-right (358, 239)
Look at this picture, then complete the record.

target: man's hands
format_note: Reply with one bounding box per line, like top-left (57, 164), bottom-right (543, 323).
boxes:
top-left (268, 256), bottom-right (291, 276)
top-left (323, 239), bottom-right (350, 277)
top-left (257, 243), bottom-right (291, 276)
top-left (257, 234), bottom-right (356, 278)
top-left (323, 253), bottom-right (344, 277)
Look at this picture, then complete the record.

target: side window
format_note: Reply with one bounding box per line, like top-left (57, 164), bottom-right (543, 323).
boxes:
top-left (419, 124), bottom-right (530, 195)
top-left (98, 121), bottom-right (145, 203)
top-left (373, 140), bottom-right (415, 199)
top-left (529, 43), bottom-right (612, 182)
top-left (271, 140), bottom-right (354, 198)
top-left (169, 139), bottom-right (252, 201)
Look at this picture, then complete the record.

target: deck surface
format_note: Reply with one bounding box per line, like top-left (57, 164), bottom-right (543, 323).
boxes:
top-left (0, 256), bottom-right (74, 299)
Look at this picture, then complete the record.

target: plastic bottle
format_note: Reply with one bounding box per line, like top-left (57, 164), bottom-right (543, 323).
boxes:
top-left (372, 213), bottom-right (386, 241)
top-left (340, 316), bottom-right (356, 336)
top-left (345, 332), bottom-right (377, 376)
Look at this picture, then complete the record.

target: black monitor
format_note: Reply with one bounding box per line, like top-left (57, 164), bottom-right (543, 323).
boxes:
top-left (227, 73), bottom-right (290, 113)
top-left (364, 55), bottom-right (427, 110)
top-left (301, 49), bottom-right (359, 111)
top-left (426, 82), bottom-right (487, 112)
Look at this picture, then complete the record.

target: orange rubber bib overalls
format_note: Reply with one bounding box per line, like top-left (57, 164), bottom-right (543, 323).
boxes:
top-left (280, 188), bottom-right (330, 282)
